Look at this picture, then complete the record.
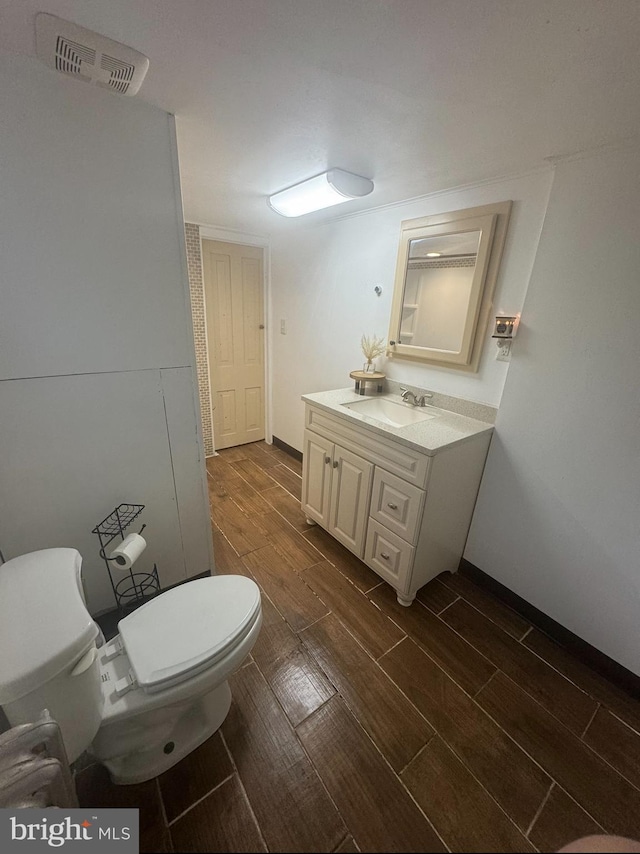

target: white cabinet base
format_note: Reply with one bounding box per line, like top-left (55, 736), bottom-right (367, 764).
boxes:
top-left (302, 404), bottom-right (492, 605)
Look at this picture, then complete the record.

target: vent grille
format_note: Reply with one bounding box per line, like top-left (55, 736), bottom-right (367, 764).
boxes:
top-left (36, 13), bottom-right (149, 97)
top-left (408, 257), bottom-right (476, 270)
top-left (100, 53), bottom-right (135, 94)
top-left (54, 36), bottom-right (95, 79)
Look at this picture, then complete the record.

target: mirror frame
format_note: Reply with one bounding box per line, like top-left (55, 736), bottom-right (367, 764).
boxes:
top-left (387, 200), bottom-right (512, 371)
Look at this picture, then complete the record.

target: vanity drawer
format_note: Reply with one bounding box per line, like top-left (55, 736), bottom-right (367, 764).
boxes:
top-left (305, 406), bottom-right (430, 487)
top-left (364, 519), bottom-right (414, 591)
top-left (370, 468), bottom-right (424, 544)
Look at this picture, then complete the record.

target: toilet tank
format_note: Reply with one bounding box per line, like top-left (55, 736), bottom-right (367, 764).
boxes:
top-left (0, 549), bottom-right (103, 762)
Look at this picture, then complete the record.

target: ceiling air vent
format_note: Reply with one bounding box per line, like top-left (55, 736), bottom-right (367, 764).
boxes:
top-left (36, 14), bottom-right (149, 96)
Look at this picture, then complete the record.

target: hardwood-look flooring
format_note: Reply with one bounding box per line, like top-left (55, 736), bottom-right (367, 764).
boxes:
top-left (77, 441), bottom-right (640, 853)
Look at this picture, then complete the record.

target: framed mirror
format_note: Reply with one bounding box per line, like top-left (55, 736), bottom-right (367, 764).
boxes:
top-left (388, 201), bottom-right (512, 370)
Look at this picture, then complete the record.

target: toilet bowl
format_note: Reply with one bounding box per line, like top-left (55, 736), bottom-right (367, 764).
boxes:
top-left (0, 549), bottom-right (262, 784)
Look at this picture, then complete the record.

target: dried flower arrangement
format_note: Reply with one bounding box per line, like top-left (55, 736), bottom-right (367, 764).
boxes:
top-left (360, 334), bottom-right (386, 371)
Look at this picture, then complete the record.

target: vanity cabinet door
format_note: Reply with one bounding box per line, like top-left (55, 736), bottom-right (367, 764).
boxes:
top-left (327, 444), bottom-right (373, 557)
top-left (302, 429), bottom-right (333, 527)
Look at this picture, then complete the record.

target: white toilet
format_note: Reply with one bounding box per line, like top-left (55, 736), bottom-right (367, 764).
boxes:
top-left (0, 548), bottom-right (262, 784)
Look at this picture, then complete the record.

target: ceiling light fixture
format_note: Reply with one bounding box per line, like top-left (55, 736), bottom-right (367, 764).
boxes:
top-left (268, 169), bottom-right (374, 217)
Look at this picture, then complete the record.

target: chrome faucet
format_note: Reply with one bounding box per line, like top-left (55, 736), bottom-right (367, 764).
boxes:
top-left (400, 387), bottom-right (433, 407)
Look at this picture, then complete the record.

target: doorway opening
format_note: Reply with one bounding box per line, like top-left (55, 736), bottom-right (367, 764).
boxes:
top-left (201, 238), bottom-right (266, 451)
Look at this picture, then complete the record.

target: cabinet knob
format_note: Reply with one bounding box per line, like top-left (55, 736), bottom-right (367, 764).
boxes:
top-left (332, 461), bottom-right (339, 468)
top-left (324, 455), bottom-right (331, 464)
top-left (387, 502), bottom-right (398, 510)
top-left (380, 552), bottom-right (390, 560)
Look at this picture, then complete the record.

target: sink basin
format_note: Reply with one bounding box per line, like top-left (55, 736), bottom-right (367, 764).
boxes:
top-left (342, 397), bottom-right (436, 428)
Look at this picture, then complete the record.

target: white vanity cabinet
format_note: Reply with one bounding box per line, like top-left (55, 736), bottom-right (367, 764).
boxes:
top-left (301, 400), bottom-right (492, 605)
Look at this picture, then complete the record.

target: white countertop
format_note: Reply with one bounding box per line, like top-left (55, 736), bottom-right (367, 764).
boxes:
top-left (302, 388), bottom-right (494, 456)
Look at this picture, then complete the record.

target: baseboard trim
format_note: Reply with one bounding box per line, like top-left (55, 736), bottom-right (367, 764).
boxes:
top-left (272, 435), bottom-right (303, 462)
top-left (459, 559), bottom-right (640, 699)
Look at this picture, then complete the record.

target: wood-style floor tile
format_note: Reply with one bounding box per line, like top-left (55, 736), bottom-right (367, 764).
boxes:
top-left (523, 628), bottom-right (640, 732)
top-left (212, 529), bottom-right (253, 578)
top-left (237, 441), bottom-right (279, 470)
top-left (224, 476), bottom-right (273, 516)
top-left (334, 836), bottom-right (360, 853)
top-left (297, 696), bottom-right (446, 853)
top-left (303, 561), bottom-right (405, 659)
top-left (207, 485), bottom-right (232, 514)
top-left (159, 732), bottom-right (233, 823)
top-left (583, 706), bottom-right (640, 788)
top-left (401, 735), bottom-right (534, 852)
top-left (75, 763), bottom-right (163, 836)
top-left (263, 485), bottom-right (314, 532)
top-left (253, 594), bottom-right (335, 726)
top-left (301, 613), bottom-right (433, 771)
top-left (243, 545), bottom-right (329, 631)
top-left (477, 672), bottom-right (640, 839)
top-left (442, 599), bottom-right (598, 732)
top-left (528, 784), bottom-right (603, 852)
top-left (216, 446), bottom-right (252, 463)
top-left (222, 664), bottom-right (346, 853)
top-left (415, 577), bottom-right (459, 614)
top-left (379, 638), bottom-right (551, 832)
top-left (255, 510), bottom-right (324, 571)
top-left (267, 463), bottom-right (303, 500)
top-left (170, 774), bottom-right (266, 853)
top-left (440, 571), bottom-right (531, 639)
top-left (206, 455), bottom-right (246, 485)
top-left (258, 441), bottom-right (304, 473)
top-left (303, 525), bottom-right (381, 592)
top-left (230, 458), bottom-right (277, 492)
top-left (140, 826), bottom-right (172, 854)
top-left (206, 464), bottom-right (243, 506)
top-left (369, 585), bottom-right (496, 694)
top-left (214, 499), bottom-right (269, 556)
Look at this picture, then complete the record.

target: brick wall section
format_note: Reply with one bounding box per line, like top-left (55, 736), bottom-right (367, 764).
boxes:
top-left (184, 223), bottom-right (214, 455)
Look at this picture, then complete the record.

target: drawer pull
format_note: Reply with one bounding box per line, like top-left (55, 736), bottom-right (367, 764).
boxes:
top-left (333, 461), bottom-right (339, 468)
top-left (380, 552), bottom-right (390, 560)
top-left (325, 455), bottom-right (331, 464)
top-left (387, 502), bottom-right (398, 510)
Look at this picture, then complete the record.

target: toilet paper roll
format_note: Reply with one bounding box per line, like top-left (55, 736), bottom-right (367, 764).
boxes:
top-left (109, 533), bottom-right (147, 571)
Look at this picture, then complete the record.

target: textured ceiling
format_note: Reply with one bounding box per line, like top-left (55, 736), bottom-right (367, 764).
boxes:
top-left (2, 0), bottom-right (639, 233)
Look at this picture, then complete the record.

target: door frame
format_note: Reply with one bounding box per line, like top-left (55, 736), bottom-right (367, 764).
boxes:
top-left (197, 224), bottom-right (272, 453)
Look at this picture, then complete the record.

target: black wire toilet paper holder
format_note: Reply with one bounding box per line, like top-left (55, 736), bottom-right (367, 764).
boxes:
top-left (92, 503), bottom-right (160, 613)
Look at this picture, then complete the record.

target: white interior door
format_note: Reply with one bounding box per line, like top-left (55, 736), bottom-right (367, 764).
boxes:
top-left (202, 240), bottom-right (265, 449)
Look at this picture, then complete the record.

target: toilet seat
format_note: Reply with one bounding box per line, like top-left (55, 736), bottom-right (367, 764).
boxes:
top-left (118, 576), bottom-right (261, 694)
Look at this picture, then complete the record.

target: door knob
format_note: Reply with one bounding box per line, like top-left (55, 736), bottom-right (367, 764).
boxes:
top-left (259, 324), bottom-right (265, 329)
top-left (324, 455), bottom-right (331, 464)
top-left (332, 461), bottom-right (339, 468)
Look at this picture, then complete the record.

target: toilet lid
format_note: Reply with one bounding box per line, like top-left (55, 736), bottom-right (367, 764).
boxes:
top-left (118, 576), bottom-right (261, 692)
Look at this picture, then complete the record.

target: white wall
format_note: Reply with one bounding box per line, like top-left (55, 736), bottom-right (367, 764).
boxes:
top-left (0, 55), bottom-right (213, 614)
top-left (270, 169), bottom-right (553, 451)
top-left (466, 145), bottom-right (640, 675)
